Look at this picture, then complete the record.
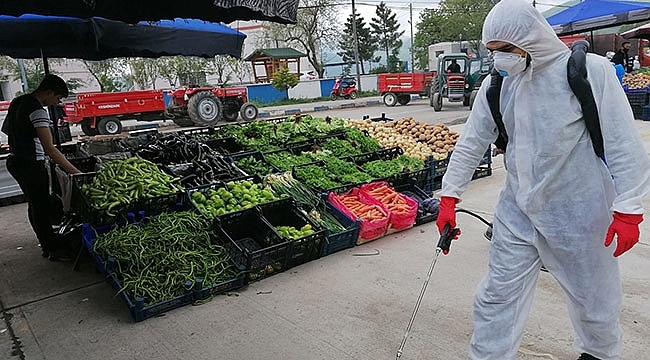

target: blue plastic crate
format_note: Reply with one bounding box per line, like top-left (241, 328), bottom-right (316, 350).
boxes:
top-left (642, 105), bottom-right (650, 121)
top-left (320, 201), bottom-right (360, 256)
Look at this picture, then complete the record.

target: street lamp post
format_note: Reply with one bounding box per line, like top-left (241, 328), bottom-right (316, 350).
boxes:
top-left (351, 0), bottom-right (362, 91)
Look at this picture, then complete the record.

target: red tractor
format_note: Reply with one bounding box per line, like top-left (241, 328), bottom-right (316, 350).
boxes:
top-left (64, 86), bottom-right (259, 136)
top-left (167, 86), bottom-right (258, 127)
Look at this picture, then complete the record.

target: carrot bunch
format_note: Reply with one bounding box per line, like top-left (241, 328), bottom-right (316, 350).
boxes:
top-left (337, 194), bottom-right (387, 222)
top-left (366, 184), bottom-right (413, 215)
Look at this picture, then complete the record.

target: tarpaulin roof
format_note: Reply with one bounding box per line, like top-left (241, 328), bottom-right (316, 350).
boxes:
top-left (621, 20), bottom-right (650, 38)
top-left (546, 0), bottom-right (650, 35)
top-left (0, 0), bottom-right (299, 25)
top-left (0, 14), bottom-right (247, 60)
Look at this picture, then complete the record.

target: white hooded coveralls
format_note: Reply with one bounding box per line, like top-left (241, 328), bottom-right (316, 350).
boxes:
top-left (439, 0), bottom-right (650, 359)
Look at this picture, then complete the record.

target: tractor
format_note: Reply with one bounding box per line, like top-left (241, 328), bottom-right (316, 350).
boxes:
top-left (167, 86), bottom-right (258, 127)
top-left (429, 53), bottom-right (488, 112)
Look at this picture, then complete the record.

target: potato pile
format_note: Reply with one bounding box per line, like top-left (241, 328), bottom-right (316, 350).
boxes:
top-left (345, 117), bottom-right (460, 160)
top-left (623, 73), bottom-right (650, 89)
top-left (384, 117), bottom-right (459, 158)
top-left (345, 119), bottom-right (435, 160)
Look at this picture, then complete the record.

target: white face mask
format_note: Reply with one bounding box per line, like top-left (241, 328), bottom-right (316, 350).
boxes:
top-left (492, 51), bottom-right (528, 77)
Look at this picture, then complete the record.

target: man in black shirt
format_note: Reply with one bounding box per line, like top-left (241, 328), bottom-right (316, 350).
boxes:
top-left (611, 41), bottom-right (633, 73)
top-left (447, 59), bottom-right (462, 73)
top-left (1, 74), bottom-right (80, 260)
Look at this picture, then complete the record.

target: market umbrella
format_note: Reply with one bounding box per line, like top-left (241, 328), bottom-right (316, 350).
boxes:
top-left (621, 21), bottom-right (650, 39)
top-left (0, 14), bottom-right (247, 61)
top-left (546, 0), bottom-right (650, 36)
top-left (0, 0), bottom-right (299, 24)
top-left (0, 14), bottom-right (246, 146)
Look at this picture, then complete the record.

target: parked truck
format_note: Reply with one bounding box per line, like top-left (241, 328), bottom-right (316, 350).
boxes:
top-left (64, 86), bottom-right (259, 136)
top-left (377, 71), bottom-right (436, 107)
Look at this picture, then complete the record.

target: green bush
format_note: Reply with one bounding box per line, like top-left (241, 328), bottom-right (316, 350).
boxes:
top-left (271, 66), bottom-right (299, 91)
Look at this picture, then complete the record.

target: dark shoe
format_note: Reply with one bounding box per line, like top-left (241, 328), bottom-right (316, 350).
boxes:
top-left (578, 353), bottom-right (601, 360)
top-left (48, 249), bottom-right (75, 262)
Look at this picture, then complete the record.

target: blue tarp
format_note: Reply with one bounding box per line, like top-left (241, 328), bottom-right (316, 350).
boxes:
top-left (546, 0), bottom-right (650, 35)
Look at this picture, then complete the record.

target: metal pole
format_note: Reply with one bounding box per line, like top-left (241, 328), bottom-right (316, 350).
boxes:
top-left (17, 59), bottom-right (28, 92)
top-left (351, 0), bottom-right (362, 92)
top-left (410, 3), bottom-right (414, 72)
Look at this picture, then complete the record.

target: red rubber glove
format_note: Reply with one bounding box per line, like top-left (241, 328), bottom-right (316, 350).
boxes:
top-left (604, 212), bottom-right (643, 257)
top-left (436, 196), bottom-right (461, 254)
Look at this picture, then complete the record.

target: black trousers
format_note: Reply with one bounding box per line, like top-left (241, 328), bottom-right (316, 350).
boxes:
top-left (6, 155), bottom-right (56, 252)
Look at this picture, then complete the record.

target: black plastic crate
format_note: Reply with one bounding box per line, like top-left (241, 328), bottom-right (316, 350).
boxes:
top-left (212, 208), bottom-right (290, 282)
top-left (71, 172), bottom-right (184, 226)
top-left (259, 199), bottom-right (327, 269)
top-left (626, 91), bottom-right (649, 107)
top-left (320, 201), bottom-right (360, 256)
top-left (472, 165), bottom-right (493, 181)
top-left (423, 175), bottom-right (443, 195)
top-left (70, 156), bottom-right (99, 173)
top-left (191, 233), bottom-right (248, 301)
top-left (226, 151), bottom-right (281, 176)
top-left (395, 183), bottom-right (438, 226)
top-left (204, 137), bottom-right (245, 154)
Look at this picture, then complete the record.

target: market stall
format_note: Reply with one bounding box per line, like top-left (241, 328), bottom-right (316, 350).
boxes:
top-left (63, 115), bottom-right (492, 321)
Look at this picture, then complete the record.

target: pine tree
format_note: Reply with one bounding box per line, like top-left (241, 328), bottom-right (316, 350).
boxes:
top-left (370, 2), bottom-right (405, 72)
top-left (337, 11), bottom-right (376, 74)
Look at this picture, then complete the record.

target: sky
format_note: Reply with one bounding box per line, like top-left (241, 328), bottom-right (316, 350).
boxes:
top-left (346, 0), bottom-right (570, 32)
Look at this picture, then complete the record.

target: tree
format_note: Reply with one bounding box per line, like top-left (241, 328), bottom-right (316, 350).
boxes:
top-left (264, 0), bottom-right (339, 78)
top-left (414, 0), bottom-right (494, 69)
top-left (370, 2), bottom-right (404, 72)
top-left (271, 66), bottom-right (299, 91)
top-left (83, 59), bottom-right (125, 92)
top-left (128, 58), bottom-right (159, 89)
top-left (337, 11), bottom-right (376, 74)
top-left (207, 55), bottom-right (239, 86)
top-left (156, 56), bottom-right (210, 87)
top-left (0, 57), bottom-right (84, 96)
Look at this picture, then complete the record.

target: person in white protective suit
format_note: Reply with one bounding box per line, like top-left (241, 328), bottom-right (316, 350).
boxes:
top-left (435, 0), bottom-right (650, 359)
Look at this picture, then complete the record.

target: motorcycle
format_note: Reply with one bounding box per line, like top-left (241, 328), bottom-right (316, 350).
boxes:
top-left (330, 77), bottom-right (358, 100)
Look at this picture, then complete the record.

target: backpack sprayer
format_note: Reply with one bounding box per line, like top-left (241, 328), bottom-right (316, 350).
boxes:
top-left (395, 206), bottom-right (493, 360)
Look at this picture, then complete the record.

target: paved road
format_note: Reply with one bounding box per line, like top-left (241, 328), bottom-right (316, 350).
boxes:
top-left (67, 96), bottom-right (471, 139)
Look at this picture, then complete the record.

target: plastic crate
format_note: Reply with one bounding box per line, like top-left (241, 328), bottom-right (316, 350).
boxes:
top-left (394, 183), bottom-right (437, 226)
top-left (80, 218), bottom-right (195, 322)
top-left (626, 92), bottom-right (649, 107)
top-left (472, 165), bottom-right (493, 180)
top-left (226, 151), bottom-right (281, 176)
top-left (203, 137), bottom-right (245, 154)
top-left (426, 155), bottom-right (450, 178)
top-left (186, 175), bottom-right (281, 219)
top-left (642, 105), bottom-right (650, 121)
top-left (212, 208), bottom-right (290, 282)
top-left (423, 175), bottom-right (443, 195)
top-left (259, 199), bottom-right (327, 269)
top-left (319, 201), bottom-right (360, 256)
top-left (71, 172), bottom-right (184, 226)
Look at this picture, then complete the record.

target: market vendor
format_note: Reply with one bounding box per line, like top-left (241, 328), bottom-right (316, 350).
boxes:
top-left (1, 74), bottom-right (80, 261)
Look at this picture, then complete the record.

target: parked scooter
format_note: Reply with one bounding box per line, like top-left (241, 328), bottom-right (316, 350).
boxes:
top-left (330, 77), bottom-right (358, 100)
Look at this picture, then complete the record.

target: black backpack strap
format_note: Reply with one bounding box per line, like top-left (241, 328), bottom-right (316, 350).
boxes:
top-left (486, 68), bottom-right (508, 152)
top-left (567, 40), bottom-right (604, 159)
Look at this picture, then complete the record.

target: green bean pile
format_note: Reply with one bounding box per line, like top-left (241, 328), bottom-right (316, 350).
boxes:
top-left (93, 212), bottom-right (238, 306)
top-left (81, 158), bottom-right (181, 216)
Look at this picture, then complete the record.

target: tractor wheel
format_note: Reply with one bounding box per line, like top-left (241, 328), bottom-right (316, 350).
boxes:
top-left (397, 95), bottom-right (411, 105)
top-left (463, 94), bottom-right (471, 106)
top-left (188, 91), bottom-right (222, 127)
top-left (223, 111), bottom-right (239, 122)
top-left (240, 103), bottom-right (259, 122)
top-left (469, 90), bottom-right (478, 110)
top-left (350, 91), bottom-right (358, 100)
top-left (383, 92), bottom-right (397, 107)
top-left (429, 80), bottom-right (439, 107)
top-left (97, 117), bottom-right (122, 135)
top-left (80, 121), bottom-right (98, 136)
top-left (433, 93), bottom-right (443, 112)
top-left (172, 117), bottom-right (195, 127)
